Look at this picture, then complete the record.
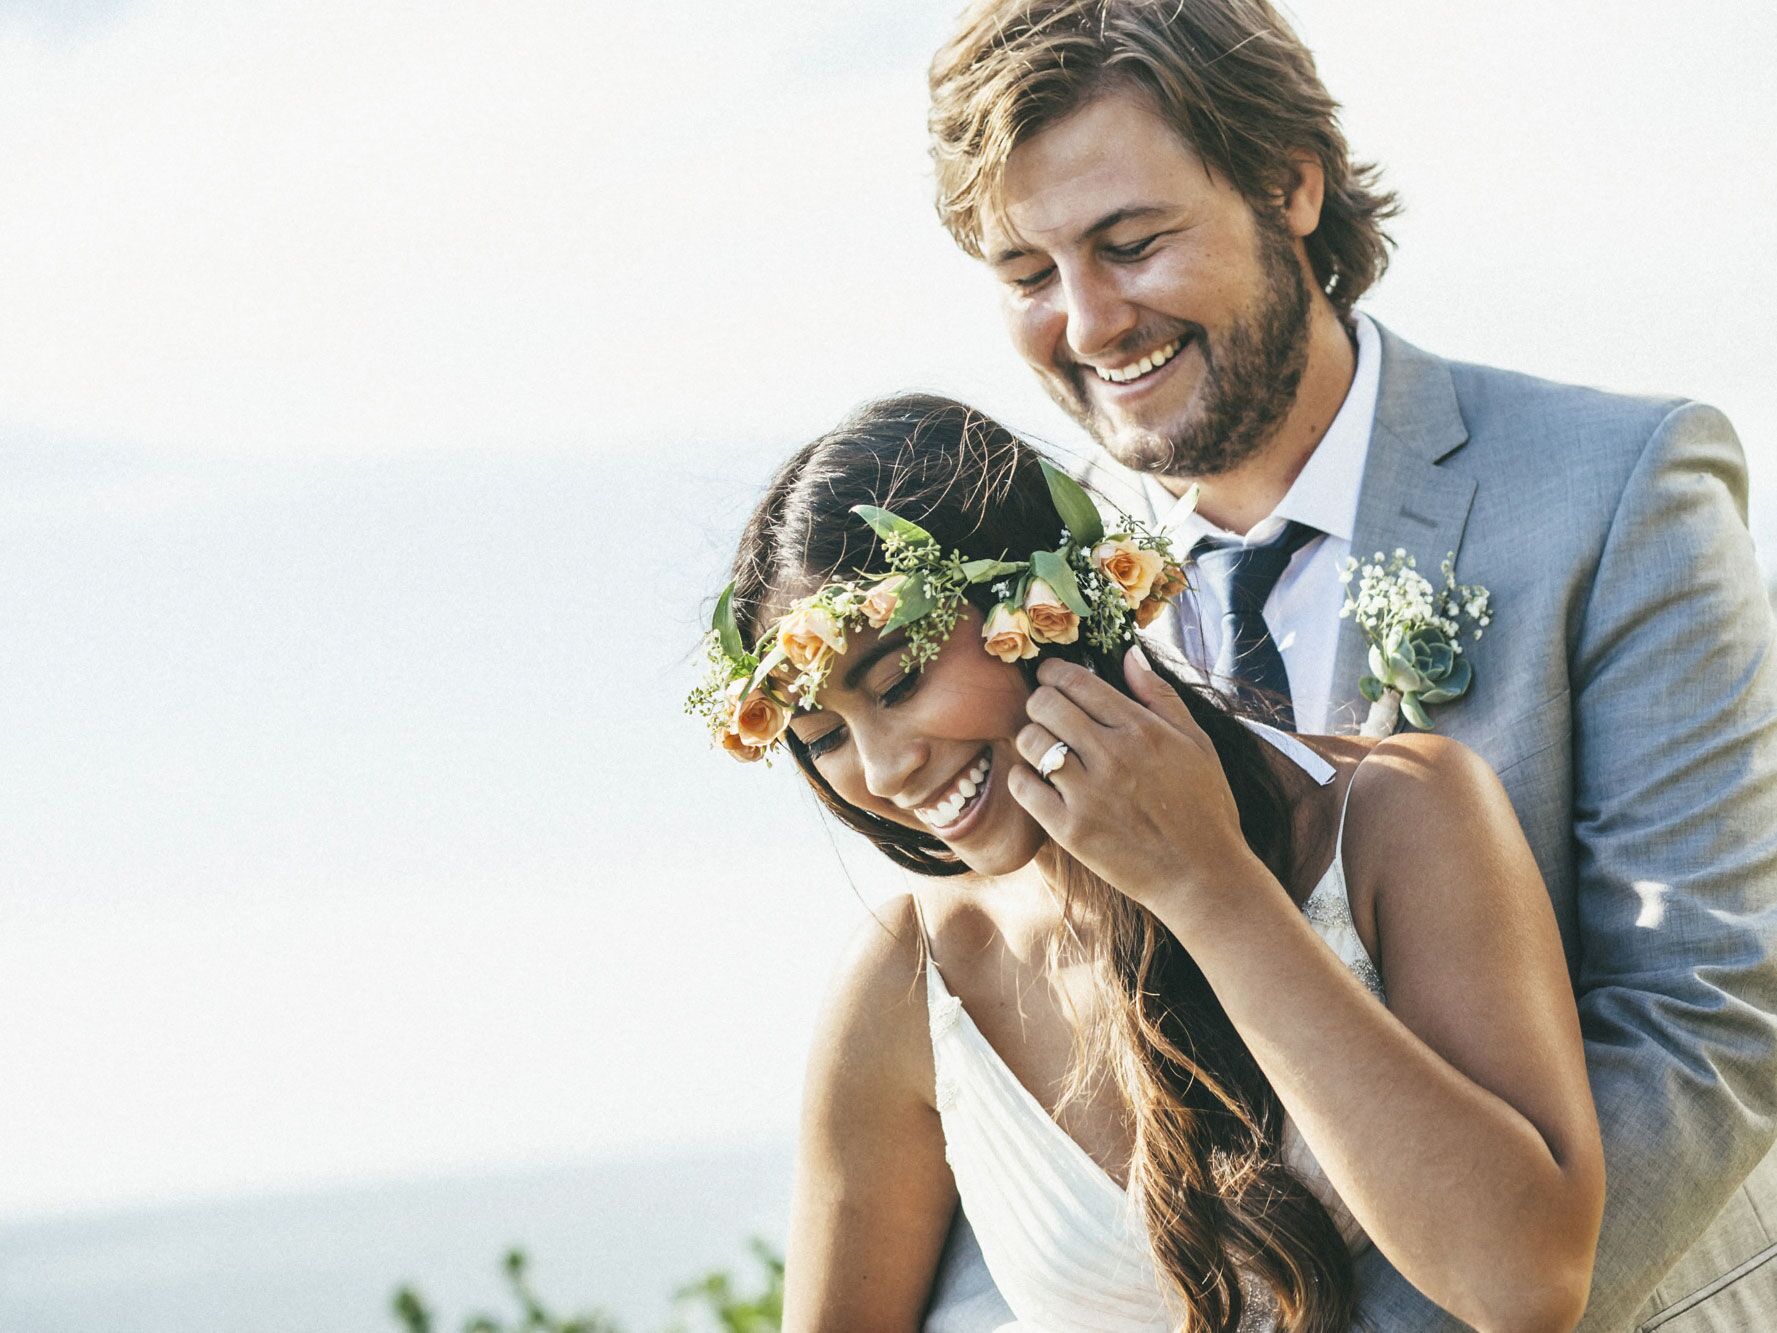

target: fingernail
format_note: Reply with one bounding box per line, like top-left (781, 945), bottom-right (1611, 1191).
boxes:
top-left (1127, 643), bottom-right (1152, 672)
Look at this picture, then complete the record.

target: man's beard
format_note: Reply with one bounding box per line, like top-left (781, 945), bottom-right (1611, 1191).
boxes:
top-left (1060, 210), bottom-right (1313, 479)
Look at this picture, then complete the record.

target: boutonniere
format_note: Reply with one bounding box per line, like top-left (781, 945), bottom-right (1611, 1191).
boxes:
top-left (1339, 549), bottom-right (1492, 738)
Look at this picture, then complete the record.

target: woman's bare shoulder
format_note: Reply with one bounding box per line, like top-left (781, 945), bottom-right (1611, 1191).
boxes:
top-left (1348, 731), bottom-right (1515, 842)
top-left (1337, 731), bottom-right (1531, 940)
top-left (809, 894), bottom-right (933, 1103)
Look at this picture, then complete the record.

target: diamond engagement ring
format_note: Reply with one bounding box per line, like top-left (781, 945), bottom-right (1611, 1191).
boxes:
top-left (1036, 740), bottom-right (1070, 780)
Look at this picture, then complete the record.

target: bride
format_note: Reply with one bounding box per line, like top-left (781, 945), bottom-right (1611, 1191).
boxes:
top-left (693, 394), bottom-right (1603, 1331)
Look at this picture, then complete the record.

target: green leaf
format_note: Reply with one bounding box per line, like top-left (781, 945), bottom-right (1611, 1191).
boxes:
top-left (1358, 675), bottom-right (1384, 703)
top-left (1030, 548), bottom-right (1090, 618)
top-left (882, 576), bottom-right (937, 632)
top-left (712, 582), bottom-right (745, 660)
top-left (748, 643), bottom-right (788, 693)
top-left (961, 558), bottom-right (1028, 583)
top-left (1039, 459), bottom-right (1104, 548)
top-left (851, 504), bottom-right (934, 547)
top-left (1400, 692), bottom-right (1435, 730)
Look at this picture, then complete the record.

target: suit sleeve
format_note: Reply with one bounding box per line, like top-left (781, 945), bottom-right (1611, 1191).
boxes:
top-left (1352, 402), bottom-right (1777, 1331)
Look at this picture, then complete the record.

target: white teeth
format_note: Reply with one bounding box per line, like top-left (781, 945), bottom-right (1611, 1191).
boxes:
top-left (920, 752), bottom-right (993, 827)
top-left (1095, 337), bottom-right (1183, 384)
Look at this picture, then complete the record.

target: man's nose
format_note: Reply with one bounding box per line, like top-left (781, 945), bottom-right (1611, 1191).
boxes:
top-left (1062, 266), bottom-right (1139, 365)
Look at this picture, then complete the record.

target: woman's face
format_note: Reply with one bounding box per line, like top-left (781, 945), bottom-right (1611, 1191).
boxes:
top-left (787, 605), bottom-right (1048, 876)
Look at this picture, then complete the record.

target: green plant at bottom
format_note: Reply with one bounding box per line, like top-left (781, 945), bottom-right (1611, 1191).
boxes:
top-left (665, 1238), bottom-right (783, 1333)
top-left (392, 1239), bottom-right (783, 1333)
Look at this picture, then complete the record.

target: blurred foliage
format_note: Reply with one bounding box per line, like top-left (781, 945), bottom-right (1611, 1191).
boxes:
top-left (392, 1239), bottom-right (783, 1333)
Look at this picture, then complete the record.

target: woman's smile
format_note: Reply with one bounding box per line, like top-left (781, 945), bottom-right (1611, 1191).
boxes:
top-left (914, 746), bottom-right (996, 836)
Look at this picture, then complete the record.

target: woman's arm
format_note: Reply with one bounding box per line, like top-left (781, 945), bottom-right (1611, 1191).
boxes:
top-left (1178, 735), bottom-right (1603, 1331)
top-left (1012, 653), bottom-right (1605, 1332)
top-left (782, 894), bottom-right (958, 1333)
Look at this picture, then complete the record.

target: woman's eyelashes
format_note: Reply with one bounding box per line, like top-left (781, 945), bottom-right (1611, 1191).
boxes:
top-left (804, 673), bottom-right (919, 759)
top-left (879, 673), bottom-right (919, 706)
top-left (805, 726), bottom-right (845, 759)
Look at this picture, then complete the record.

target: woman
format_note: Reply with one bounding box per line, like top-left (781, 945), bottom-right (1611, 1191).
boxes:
top-left (694, 395), bottom-right (1603, 1331)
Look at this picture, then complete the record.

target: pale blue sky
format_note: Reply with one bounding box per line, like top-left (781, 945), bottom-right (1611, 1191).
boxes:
top-left (2, 0), bottom-right (1774, 1216)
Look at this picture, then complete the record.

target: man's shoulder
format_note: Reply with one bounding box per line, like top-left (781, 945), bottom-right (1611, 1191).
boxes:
top-left (1378, 322), bottom-right (1698, 472)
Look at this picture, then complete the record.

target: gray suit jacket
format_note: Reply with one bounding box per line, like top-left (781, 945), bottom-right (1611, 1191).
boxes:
top-left (926, 323), bottom-right (1777, 1330)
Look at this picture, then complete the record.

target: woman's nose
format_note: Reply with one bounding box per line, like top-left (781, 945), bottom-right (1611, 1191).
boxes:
top-left (853, 719), bottom-right (924, 806)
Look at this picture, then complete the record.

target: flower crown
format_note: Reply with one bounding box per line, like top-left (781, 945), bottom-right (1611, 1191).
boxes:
top-left (688, 460), bottom-right (1192, 762)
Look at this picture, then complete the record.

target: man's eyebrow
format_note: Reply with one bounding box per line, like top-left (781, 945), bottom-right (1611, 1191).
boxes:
top-left (843, 633), bottom-right (908, 689)
top-left (988, 205), bottom-right (1174, 265)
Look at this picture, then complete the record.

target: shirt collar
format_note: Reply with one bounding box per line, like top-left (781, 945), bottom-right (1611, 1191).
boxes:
top-left (1142, 311), bottom-right (1381, 548)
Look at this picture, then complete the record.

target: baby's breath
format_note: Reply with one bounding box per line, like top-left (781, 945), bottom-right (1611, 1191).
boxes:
top-left (1340, 549), bottom-right (1493, 733)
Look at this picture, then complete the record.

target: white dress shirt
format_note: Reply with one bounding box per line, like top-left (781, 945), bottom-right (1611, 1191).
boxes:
top-left (1140, 312), bottom-right (1382, 736)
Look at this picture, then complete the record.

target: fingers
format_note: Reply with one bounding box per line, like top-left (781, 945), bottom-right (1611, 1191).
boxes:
top-left (1006, 757), bottom-right (1069, 827)
top-left (1015, 720), bottom-right (1081, 779)
top-left (1024, 678), bottom-right (1106, 762)
top-left (1034, 657), bottom-right (1143, 728)
top-left (1123, 642), bottom-right (1205, 738)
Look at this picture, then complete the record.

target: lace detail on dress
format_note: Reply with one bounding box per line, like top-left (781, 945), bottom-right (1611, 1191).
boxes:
top-left (1301, 879), bottom-right (1385, 1001)
top-left (930, 990), bottom-right (963, 1039)
top-left (934, 1067), bottom-right (962, 1113)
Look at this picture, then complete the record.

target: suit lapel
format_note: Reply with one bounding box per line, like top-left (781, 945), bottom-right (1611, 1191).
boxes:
top-left (1333, 326), bottom-right (1478, 727)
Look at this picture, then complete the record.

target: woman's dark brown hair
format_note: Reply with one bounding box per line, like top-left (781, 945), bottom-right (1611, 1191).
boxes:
top-left (726, 394), bottom-right (1353, 1329)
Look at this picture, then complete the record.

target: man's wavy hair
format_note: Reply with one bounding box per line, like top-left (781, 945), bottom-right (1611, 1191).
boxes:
top-left (929, 0), bottom-right (1399, 315)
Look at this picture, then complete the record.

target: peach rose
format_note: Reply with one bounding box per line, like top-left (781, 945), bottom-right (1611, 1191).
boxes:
top-left (721, 729), bottom-right (766, 763)
top-left (1022, 578), bottom-right (1080, 645)
top-left (1092, 538), bottom-right (1166, 608)
top-left (861, 575), bottom-right (906, 630)
top-left (776, 602), bottom-right (846, 673)
top-left (1134, 562), bottom-right (1188, 627)
top-left (729, 682), bottom-right (791, 751)
top-left (982, 603), bottom-right (1039, 663)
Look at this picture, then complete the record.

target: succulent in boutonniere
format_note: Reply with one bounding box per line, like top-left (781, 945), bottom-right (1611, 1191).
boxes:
top-left (1339, 550), bottom-right (1493, 737)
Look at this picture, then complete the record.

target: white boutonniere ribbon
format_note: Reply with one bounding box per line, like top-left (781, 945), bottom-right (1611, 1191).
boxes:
top-left (1338, 550), bottom-right (1492, 738)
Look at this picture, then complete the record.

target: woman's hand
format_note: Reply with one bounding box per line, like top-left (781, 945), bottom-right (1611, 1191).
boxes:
top-left (1007, 644), bottom-right (1269, 916)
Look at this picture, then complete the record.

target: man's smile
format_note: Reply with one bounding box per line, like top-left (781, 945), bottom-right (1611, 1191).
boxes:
top-left (1090, 335), bottom-right (1188, 385)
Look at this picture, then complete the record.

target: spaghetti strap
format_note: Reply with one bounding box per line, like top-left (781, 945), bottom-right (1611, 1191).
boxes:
top-left (1238, 716), bottom-right (1335, 786)
top-left (1332, 755), bottom-right (1365, 869)
top-left (908, 892), bottom-right (946, 1005)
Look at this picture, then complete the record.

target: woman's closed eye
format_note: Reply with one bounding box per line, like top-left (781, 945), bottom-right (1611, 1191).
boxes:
top-left (803, 673), bottom-right (920, 759)
top-left (805, 726), bottom-right (845, 759)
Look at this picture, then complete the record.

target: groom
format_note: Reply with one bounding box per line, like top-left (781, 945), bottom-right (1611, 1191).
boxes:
top-left (921, 1), bottom-right (1777, 1328)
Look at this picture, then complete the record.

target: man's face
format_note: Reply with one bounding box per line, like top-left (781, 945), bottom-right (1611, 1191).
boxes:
top-left (984, 89), bottom-right (1313, 479)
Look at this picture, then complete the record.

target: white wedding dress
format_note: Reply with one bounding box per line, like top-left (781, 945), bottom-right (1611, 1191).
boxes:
top-left (918, 727), bottom-right (1380, 1333)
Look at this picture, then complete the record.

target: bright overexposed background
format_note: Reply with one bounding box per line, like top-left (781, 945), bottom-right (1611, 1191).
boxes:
top-left (2, 0), bottom-right (1772, 1293)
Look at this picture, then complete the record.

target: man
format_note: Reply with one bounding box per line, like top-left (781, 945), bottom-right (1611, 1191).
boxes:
top-left (920, 1), bottom-right (1777, 1328)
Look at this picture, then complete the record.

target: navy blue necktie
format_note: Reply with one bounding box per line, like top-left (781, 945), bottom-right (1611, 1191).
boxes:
top-left (1191, 520), bottom-right (1320, 730)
